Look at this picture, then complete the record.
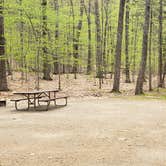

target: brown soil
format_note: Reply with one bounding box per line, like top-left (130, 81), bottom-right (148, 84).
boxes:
top-left (0, 73), bottom-right (159, 100)
top-left (0, 98), bottom-right (166, 166)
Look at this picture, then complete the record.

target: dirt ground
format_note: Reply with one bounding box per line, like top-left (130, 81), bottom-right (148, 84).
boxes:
top-left (0, 73), bottom-right (159, 100)
top-left (0, 98), bottom-right (166, 166)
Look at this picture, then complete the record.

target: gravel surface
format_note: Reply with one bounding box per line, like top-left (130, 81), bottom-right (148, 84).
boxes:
top-left (0, 98), bottom-right (166, 166)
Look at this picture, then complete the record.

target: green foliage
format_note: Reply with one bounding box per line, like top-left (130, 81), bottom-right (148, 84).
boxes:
top-left (2, 0), bottom-right (166, 77)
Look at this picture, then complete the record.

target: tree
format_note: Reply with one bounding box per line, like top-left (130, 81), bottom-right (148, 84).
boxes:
top-left (85, 0), bottom-right (92, 75)
top-left (95, 0), bottom-right (102, 89)
top-left (42, 0), bottom-right (52, 80)
top-left (0, 0), bottom-right (8, 91)
top-left (19, 0), bottom-right (25, 81)
top-left (135, 0), bottom-right (151, 95)
top-left (112, 0), bottom-right (126, 92)
top-left (125, 0), bottom-right (131, 83)
top-left (53, 0), bottom-right (60, 75)
top-left (148, 5), bottom-right (153, 91)
top-left (158, 0), bottom-right (163, 87)
top-left (72, 0), bottom-right (84, 79)
top-left (102, 0), bottom-right (110, 76)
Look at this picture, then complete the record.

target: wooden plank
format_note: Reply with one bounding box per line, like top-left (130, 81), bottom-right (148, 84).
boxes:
top-left (13, 89), bottom-right (59, 95)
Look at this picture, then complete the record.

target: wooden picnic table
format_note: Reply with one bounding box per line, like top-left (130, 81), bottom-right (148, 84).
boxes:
top-left (11, 90), bottom-right (68, 111)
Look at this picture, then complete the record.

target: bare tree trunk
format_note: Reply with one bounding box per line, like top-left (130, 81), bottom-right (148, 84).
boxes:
top-left (135, 0), bottom-right (150, 95)
top-left (42, 0), bottom-right (52, 80)
top-left (53, 0), bottom-right (59, 75)
top-left (94, 0), bottom-right (102, 89)
top-left (158, 0), bottom-right (163, 87)
top-left (103, 0), bottom-right (109, 77)
top-left (69, 0), bottom-right (75, 74)
top-left (73, 0), bottom-right (84, 79)
top-left (19, 0), bottom-right (25, 81)
top-left (125, 0), bottom-right (131, 83)
top-left (0, 0), bottom-right (8, 91)
top-left (112, 0), bottom-right (126, 92)
top-left (149, 6), bottom-right (153, 91)
top-left (85, 0), bottom-right (92, 75)
top-left (132, 16), bottom-right (138, 83)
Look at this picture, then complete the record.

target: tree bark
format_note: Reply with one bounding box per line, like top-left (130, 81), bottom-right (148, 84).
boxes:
top-left (125, 0), bottom-right (131, 83)
top-left (94, 0), bottom-right (102, 89)
top-left (53, 0), bottom-right (59, 75)
top-left (19, 0), bottom-right (25, 81)
top-left (85, 0), bottom-right (92, 75)
top-left (112, 0), bottom-right (126, 92)
top-left (42, 0), bottom-right (52, 80)
top-left (73, 0), bottom-right (84, 79)
top-left (0, 0), bottom-right (8, 91)
top-left (158, 0), bottom-right (163, 87)
top-left (149, 7), bottom-right (153, 91)
top-left (103, 0), bottom-right (109, 76)
top-left (132, 16), bottom-right (138, 83)
top-left (135, 0), bottom-right (150, 95)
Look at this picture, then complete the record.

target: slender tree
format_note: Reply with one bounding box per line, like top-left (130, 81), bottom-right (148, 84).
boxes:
top-left (95, 0), bottom-right (102, 89)
top-left (85, 0), bottom-right (92, 75)
top-left (132, 15), bottom-right (138, 83)
top-left (42, 0), bottom-right (52, 80)
top-left (19, 0), bottom-right (25, 81)
top-left (103, 0), bottom-right (109, 76)
top-left (112, 0), bottom-right (126, 92)
top-left (149, 5), bottom-right (153, 91)
top-left (53, 0), bottom-right (59, 75)
top-left (73, 0), bottom-right (84, 79)
top-left (125, 0), bottom-right (131, 83)
top-left (135, 0), bottom-right (151, 95)
top-left (0, 0), bottom-right (8, 91)
top-left (158, 0), bottom-right (163, 87)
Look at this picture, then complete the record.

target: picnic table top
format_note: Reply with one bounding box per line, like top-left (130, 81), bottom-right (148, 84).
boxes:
top-left (13, 89), bottom-right (59, 95)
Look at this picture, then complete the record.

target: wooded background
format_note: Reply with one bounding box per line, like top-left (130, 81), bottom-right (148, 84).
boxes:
top-left (0, 0), bottom-right (165, 95)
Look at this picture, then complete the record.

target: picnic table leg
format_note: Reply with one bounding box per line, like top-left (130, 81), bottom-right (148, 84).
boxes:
top-left (34, 94), bottom-right (37, 110)
top-left (27, 94), bottom-right (30, 110)
top-left (54, 92), bottom-right (57, 106)
top-left (46, 100), bottom-right (50, 111)
top-left (15, 101), bottom-right (18, 111)
top-left (47, 92), bottom-right (51, 110)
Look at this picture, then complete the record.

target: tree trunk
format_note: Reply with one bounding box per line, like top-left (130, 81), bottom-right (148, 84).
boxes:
top-left (125, 0), bottom-right (131, 83)
top-left (0, 0), bottom-right (8, 91)
top-left (132, 16), bottom-right (138, 83)
top-left (73, 0), bottom-right (84, 79)
top-left (53, 0), bottom-right (59, 75)
top-left (42, 0), bottom-right (52, 80)
top-left (158, 0), bottom-right (163, 87)
top-left (112, 0), bottom-right (126, 92)
top-left (19, 0), bottom-right (24, 81)
top-left (103, 0), bottom-right (109, 77)
top-left (94, 0), bottom-right (102, 89)
top-left (149, 7), bottom-right (153, 91)
top-left (135, 0), bottom-right (150, 95)
top-left (86, 0), bottom-right (92, 75)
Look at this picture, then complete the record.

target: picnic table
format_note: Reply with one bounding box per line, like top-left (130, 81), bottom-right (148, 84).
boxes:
top-left (11, 90), bottom-right (68, 111)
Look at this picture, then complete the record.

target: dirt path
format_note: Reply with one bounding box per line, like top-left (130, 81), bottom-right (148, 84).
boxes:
top-left (0, 98), bottom-right (166, 166)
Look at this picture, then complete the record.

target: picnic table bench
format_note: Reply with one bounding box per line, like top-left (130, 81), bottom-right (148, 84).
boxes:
top-left (11, 90), bottom-right (68, 111)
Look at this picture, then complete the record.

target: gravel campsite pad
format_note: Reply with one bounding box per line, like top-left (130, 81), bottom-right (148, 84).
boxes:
top-left (0, 98), bottom-right (166, 166)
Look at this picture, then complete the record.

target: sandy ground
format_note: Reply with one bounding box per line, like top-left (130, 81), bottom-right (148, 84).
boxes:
top-left (0, 98), bottom-right (166, 166)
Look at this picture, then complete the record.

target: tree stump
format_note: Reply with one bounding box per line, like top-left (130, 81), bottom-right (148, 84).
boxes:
top-left (0, 100), bottom-right (6, 107)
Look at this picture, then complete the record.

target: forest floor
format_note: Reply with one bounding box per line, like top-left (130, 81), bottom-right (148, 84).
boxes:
top-left (0, 98), bottom-right (166, 166)
top-left (0, 72), bottom-right (164, 100)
